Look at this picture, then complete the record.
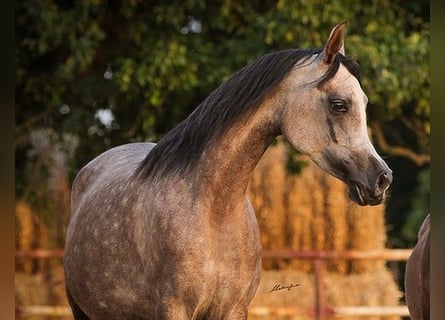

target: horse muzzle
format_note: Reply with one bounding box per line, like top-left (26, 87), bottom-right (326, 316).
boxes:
top-left (348, 170), bottom-right (393, 206)
top-left (311, 146), bottom-right (393, 206)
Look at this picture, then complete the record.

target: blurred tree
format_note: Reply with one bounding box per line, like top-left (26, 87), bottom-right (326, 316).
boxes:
top-left (15, 0), bottom-right (429, 247)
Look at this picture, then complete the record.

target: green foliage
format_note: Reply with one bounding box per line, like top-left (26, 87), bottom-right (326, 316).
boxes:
top-left (16, 0), bottom-right (429, 248)
top-left (284, 141), bottom-right (308, 176)
top-left (16, 0), bottom-right (429, 150)
top-left (402, 168), bottom-right (430, 243)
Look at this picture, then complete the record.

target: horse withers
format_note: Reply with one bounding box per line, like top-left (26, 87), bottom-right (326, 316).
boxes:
top-left (64, 22), bottom-right (392, 319)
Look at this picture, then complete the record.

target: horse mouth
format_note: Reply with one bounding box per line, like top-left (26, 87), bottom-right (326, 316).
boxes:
top-left (348, 182), bottom-right (385, 206)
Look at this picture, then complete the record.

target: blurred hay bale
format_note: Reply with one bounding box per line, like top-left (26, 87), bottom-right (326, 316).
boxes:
top-left (15, 272), bottom-right (50, 307)
top-left (15, 202), bottom-right (34, 260)
top-left (250, 270), bottom-right (402, 320)
top-left (249, 144), bottom-right (289, 270)
top-left (325, 271), bottom-right (402, 317)
top-left (15, 201), bottom-right (51, 273)
top-left (15, 264), bottom-right (71, 320)
top-left (248, 143), bottom-right (387, 273)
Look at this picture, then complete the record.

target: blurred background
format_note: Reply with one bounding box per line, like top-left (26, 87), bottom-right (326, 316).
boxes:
top-left (15, 1), bottom-right (429, 319)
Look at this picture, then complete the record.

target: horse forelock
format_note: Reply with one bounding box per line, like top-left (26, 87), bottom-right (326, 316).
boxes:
top-left (316, 53), bottom-right (361, 88)
top-left (136, 47), bottom-right (358, 180)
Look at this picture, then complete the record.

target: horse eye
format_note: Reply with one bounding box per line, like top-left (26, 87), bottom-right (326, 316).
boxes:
top-left (329, 99), bottom-right (348, 114)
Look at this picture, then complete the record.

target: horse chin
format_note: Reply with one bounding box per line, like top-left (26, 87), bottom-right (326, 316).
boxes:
top-left (347, 182), bottom-right (385, 206)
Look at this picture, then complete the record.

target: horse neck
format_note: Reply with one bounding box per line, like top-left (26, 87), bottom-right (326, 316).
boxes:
top-left (196, 97), bottom-right (282, 200)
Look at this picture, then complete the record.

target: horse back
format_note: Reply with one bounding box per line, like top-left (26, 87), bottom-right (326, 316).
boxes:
top-left (70, 142), bottom-right (155, 214)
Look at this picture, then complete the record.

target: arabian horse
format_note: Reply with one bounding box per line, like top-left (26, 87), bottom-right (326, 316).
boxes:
top-left (64, 22), bottom-right (392, 319)
top-left (405, 214), bottom-right (430, 320)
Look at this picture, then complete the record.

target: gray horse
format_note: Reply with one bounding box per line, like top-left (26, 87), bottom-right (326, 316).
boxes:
top-left (64, 22), bottom-right (392, 319)
top-left (405, 214), bottom-right (430, 320)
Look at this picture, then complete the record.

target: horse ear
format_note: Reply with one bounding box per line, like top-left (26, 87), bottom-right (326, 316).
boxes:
top-left (319, 21), bottom-right (346, 64)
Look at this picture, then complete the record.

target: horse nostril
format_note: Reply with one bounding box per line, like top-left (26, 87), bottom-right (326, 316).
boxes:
top-left (377, 171), bottom-right (392, 192)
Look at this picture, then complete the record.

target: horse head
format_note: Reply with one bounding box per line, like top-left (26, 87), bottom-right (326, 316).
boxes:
top-left (281, 22), bottom-right (392, 206)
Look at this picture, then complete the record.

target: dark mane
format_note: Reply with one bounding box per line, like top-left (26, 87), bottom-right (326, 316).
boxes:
top-left (136, 48), bottom-right (360, 180)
